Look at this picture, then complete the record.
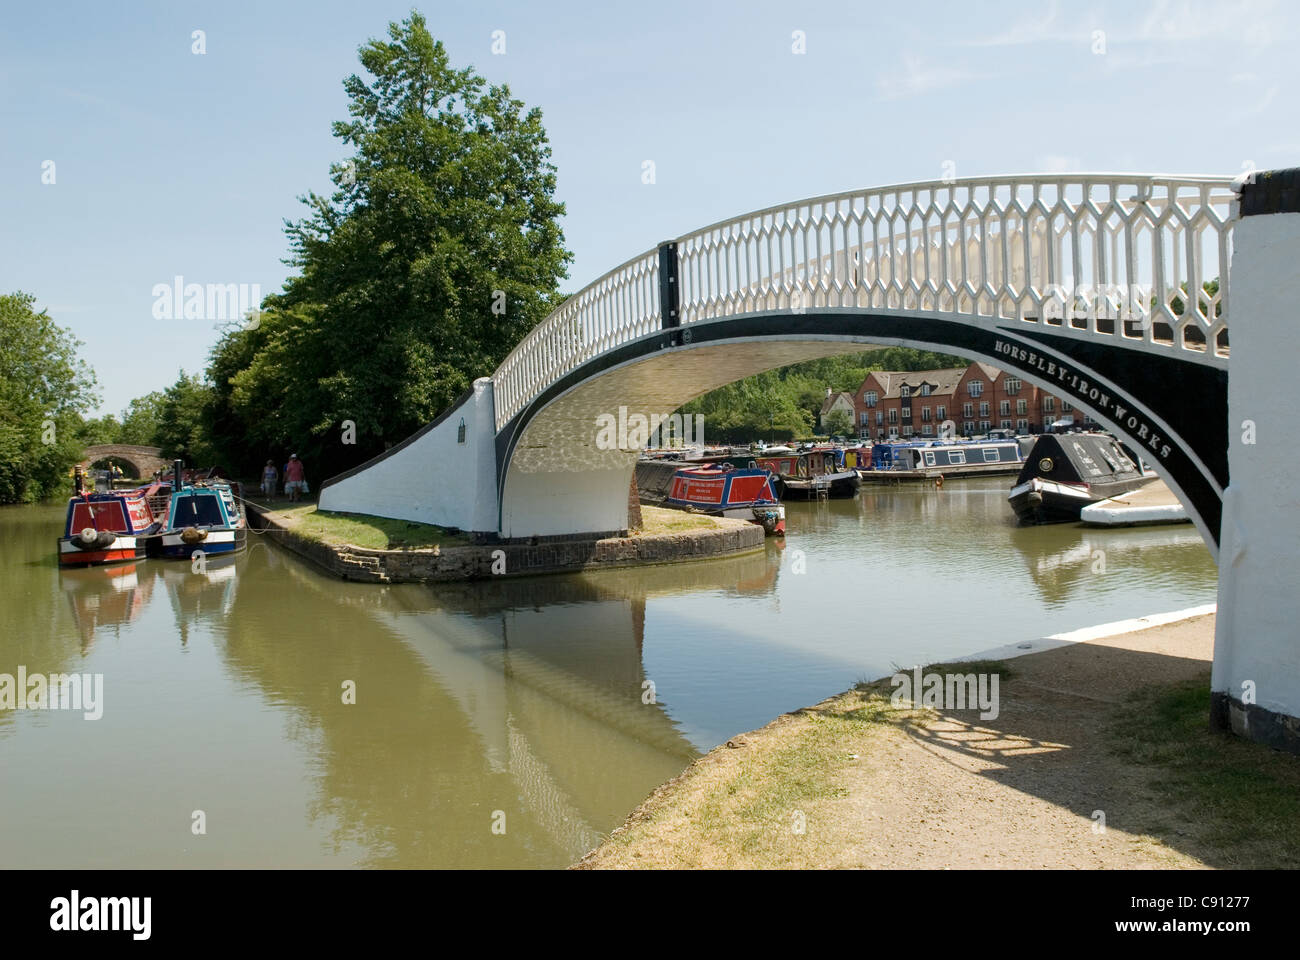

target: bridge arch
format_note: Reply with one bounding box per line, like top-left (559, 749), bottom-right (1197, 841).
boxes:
top-left (79, 444), bottom-right (169, 479)
top-left (494, 310), bottom-right (1225, 552)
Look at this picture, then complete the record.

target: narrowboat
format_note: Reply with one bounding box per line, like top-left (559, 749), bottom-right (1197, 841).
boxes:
top-left (57, 472), bottom-right (167, 568)
top-left (1008, 433), bottom-right (1156, 525)
top-left (754, 448), bottom-right (860, 499)
top-left (157, 462), bottom-right (248, 560)
top-left (863, 438), bottom-right (1025, 479)
top-left (664, 465), bottom-right (785, 535)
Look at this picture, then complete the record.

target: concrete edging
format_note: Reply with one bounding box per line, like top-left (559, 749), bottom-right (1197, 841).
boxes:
top-left (245, 503), bottom-right (765, 583)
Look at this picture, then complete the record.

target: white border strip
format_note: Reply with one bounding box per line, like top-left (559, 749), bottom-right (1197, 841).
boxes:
top-left (956, 603), bottom-right (1217, 663)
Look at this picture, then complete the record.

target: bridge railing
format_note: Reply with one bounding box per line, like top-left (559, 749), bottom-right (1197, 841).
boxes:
top-left (493, 174), bottom-right (1236, 430)
top-left (493, 249), bottom-right (660, 430)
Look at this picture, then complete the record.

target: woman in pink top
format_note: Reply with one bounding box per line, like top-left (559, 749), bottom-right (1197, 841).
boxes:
top-left (284, 454), bottom-right (307, 502)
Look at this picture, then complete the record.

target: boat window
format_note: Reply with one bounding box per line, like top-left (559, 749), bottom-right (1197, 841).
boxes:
top-left (983, 448), bottom-right (999, 462)
top-left (950, 451), bottom-right (966, 464)
top-left (172, 495), bottom-right (225, 526)
top-left (924, 451), bottom-right (936, 466)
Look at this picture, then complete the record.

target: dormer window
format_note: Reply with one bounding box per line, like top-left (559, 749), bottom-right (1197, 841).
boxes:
top-left (920, 384), bottom-right (931, 397)
top-left (900, 385), bottom-right (910, 399)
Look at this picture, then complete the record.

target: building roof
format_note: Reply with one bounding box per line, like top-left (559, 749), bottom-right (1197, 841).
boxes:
top-left (819, 391), bottom-right (854, 417)
top-left (861, 368), bottom-right (967, 400)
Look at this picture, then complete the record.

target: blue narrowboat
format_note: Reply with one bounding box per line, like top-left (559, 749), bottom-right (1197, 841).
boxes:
top-left (865, 439), bottom-right (1025, 476)
top-left (156, 462), bottom-right (247, 560)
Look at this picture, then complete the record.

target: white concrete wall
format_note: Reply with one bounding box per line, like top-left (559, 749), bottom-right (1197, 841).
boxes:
top-left (318, 378), bottom-right (499, 533)
top-left (501, 464), bottom-right (635, 538)
top-left (1212, 211), bottom-right (1300, 726)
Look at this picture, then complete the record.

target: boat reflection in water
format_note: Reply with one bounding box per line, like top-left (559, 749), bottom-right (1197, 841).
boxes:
top-left (46, 533), bottom-right (784, 867)
top-left (156, 552), bottom-right (241, 645)
top-left (60, 563), bottom-right (156, 652)
top-left (1008, 523), bottom-right (1210, 606)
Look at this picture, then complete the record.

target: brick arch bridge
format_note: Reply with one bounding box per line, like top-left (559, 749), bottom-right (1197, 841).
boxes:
top-left (80, 444), bottom-right (169, 478)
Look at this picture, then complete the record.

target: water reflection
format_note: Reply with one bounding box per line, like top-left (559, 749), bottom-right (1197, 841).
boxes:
top-left (60, 563), bottom-right (155, 652)
top-left (1008, 524), bottom-right (1209, 606)
top-left (205, 544), bottom-right (787, 866)
top-left (0, 486), bottom-right (1216, 868)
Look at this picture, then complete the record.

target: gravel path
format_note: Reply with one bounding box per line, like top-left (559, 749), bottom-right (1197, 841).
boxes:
top-left (577, 613), bottom-right (1217, 869)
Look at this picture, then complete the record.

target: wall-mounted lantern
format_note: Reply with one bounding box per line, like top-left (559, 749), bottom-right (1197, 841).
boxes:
top-left (457, 418), bottom-right (466, 444)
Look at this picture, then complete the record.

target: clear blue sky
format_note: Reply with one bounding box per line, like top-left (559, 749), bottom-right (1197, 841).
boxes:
top-left (2, 0), bottom-right (1293, 415)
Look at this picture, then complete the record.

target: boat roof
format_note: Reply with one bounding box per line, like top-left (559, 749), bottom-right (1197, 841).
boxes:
top-left (1016, 433), bottom-right (1143, 485)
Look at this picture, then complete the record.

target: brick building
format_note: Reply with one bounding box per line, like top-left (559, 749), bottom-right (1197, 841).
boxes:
top-left (853, 363), bottom-right (1091, 440)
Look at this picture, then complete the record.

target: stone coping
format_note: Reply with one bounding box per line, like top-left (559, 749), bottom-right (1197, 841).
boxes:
top-left (245, 503), bottom-right (765, 584)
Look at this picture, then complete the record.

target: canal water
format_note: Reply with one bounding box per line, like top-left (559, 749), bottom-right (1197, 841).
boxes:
top-left (0, 478), bottom-right (1216, 868)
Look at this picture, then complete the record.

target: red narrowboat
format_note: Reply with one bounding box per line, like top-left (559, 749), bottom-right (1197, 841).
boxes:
top-left (57, 483), bottom-right (166, 568)
top-left (665, 466), bottom-right (785, 535)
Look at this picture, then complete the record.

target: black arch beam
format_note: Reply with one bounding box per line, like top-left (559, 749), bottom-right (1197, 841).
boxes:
top-left (495, 311), bottom-right (1225, 548)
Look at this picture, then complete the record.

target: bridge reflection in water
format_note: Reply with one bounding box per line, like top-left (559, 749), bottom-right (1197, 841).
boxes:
top-left (27, 522), bottom-right (780, 867)
top-left (0, 487), bottom-right (1214, 868)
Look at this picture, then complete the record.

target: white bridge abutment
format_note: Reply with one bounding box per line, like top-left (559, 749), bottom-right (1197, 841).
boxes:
top-left (1211, 169), bottom-right (1300, 753)
top-left (317, 377), bottom-right (500, 534)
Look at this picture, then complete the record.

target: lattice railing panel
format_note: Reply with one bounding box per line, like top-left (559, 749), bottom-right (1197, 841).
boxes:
top-left (493, 250), bottom-right (659, 428)
top-left (493, 175), bottom-right (1235, 431)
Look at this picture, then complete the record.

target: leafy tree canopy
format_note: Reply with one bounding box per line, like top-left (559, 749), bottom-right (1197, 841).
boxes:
top-left (154, 371), bottom-right (218, 467)
top-left (0, 292), bottom-right (99, 502)
top-left (207, 12), bottom-right (571, 477)
top-left (119, 391), bottom-right (166, 446)
top-left (823, 408), bottom-right (854, 437)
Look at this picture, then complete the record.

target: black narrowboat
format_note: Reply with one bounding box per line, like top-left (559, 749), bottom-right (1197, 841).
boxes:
top-left (1008, 433), bottom-right (1156, 524)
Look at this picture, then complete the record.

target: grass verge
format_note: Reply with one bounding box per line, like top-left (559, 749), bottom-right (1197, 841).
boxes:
top-left (636, 505), bottom-right (738, 535)
top-left (269, 505), bottom-right (471, 550)
top-left (580, 654), bottom-right (1300, 869)
top-left (1108, 672), bottom-right (1300, 868)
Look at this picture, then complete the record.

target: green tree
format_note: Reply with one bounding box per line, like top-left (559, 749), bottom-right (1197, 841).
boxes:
top-left (0, 292), bottom-right (99, 502)
top-left (681, 347), bottom-right (968, 444)
top-left (823, 408), bottom-right (854, 437)
top-left (154, 371), bottom-right (217, 467)
top-left (119, 391), bottom-right (166, 446)
top-left (208, 12), bottom-right (571, 477)
top-left (77, 414), bottom-right (122, 447)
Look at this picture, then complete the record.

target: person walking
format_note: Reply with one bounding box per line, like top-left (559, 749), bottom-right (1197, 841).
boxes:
top-left (260, 460), bottom-right (279, 499)
top-left (284, 454), bottom-right (307, 503)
